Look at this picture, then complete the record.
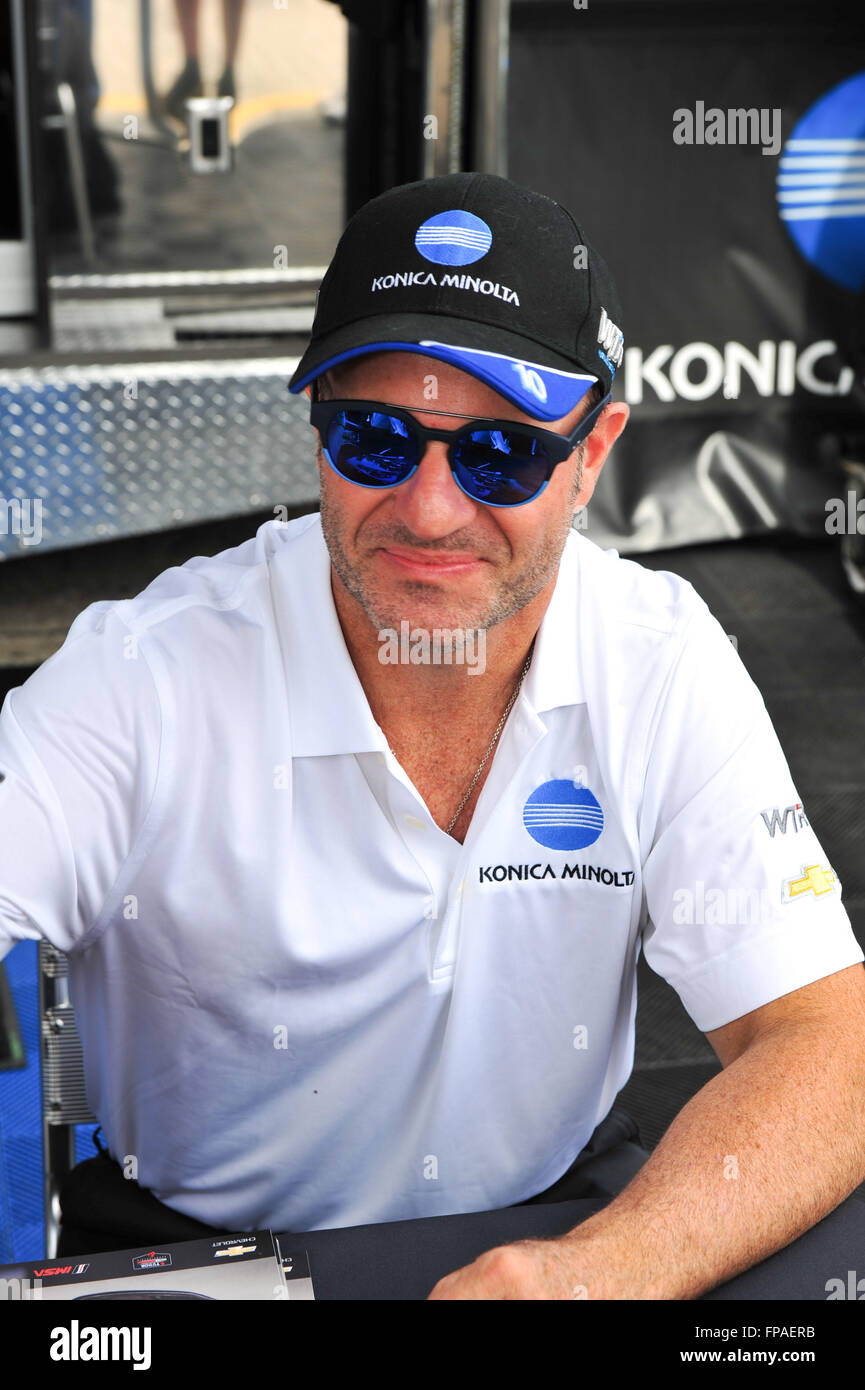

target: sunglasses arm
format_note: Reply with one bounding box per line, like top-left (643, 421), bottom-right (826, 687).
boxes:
top-left (565, 392), bottom-right (612, 449)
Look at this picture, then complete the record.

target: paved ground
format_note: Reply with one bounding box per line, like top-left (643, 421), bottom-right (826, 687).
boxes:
top-left (50, 110), bottom-right (344, 274)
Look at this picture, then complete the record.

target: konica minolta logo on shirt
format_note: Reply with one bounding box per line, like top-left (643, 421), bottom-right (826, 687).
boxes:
top-left (478, 862), bottom-right (635, 886)
top-left (370, 209), bottom-right (520, 304)
top-left (523, 779), bottom-right (605, 851)
top-left (478, 780), bottom-right (632, 885)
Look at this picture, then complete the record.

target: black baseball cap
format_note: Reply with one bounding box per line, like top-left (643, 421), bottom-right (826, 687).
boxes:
top-left (287, 171), bottom-right (624, 422)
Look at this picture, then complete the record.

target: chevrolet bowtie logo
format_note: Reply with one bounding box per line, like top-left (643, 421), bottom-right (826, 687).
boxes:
top-left (784, 864), bottom-right (838, 902)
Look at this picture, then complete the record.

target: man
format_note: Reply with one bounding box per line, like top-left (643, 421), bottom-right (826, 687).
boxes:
top-left (1, 173), bottom-right (864, 1300)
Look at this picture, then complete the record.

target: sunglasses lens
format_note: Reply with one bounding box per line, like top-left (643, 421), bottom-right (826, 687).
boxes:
top-left (454, 429), bottom-right (551, 506)
top-left (326, 408), bottom-right (417, 486)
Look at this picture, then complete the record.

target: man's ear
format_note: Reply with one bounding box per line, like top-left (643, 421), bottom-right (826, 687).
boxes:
top-left (572, 401), bottom-right (630, 510)
top-left (586, 401), bottom-right (629, 466)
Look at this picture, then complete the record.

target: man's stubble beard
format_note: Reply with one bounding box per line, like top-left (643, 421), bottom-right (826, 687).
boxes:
top-left (317, 445), bottom-right (584, 635)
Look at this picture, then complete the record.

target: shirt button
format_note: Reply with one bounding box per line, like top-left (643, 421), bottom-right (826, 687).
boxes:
top-left (405, 814), bottom-right (427, 830)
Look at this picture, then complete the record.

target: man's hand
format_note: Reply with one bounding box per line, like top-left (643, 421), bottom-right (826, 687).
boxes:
top-left (426, 1237), bottom-right (588, 1300)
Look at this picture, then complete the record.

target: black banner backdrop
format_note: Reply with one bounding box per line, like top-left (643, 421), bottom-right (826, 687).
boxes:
top-left (508, 0), bottom-right (865, 552)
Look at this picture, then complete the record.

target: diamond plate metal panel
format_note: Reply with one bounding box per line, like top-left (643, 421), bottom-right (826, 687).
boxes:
top-left (0, 357), bottom-right (317, 558)
top-left (41, 1005), bottom-right (95, 1126)
top-left (51, 299), bottom-right (177, 353)
top-left (38, 943), bottom-right (96, 1127)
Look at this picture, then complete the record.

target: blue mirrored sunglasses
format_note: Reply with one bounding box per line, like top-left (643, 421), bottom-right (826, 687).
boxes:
top-left (308, 392), bottom-right (611, 508)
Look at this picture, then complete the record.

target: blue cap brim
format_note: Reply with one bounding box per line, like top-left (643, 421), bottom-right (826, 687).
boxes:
top-left (288, 339), bottom-right (598, 422)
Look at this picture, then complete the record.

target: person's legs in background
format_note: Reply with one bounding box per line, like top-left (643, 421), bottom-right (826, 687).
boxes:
top-left (218, 0), bottom-right (247, 101)
top-left (164, 0), bottom-right (203, 123)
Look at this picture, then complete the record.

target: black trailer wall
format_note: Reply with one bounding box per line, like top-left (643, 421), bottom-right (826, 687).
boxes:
top-left (507, 0), bottom-right (865, 549)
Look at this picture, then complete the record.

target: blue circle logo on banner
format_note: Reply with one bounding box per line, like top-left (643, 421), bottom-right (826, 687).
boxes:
top-left (523, 780), bottom-right (605, 851)
top-left (414, 210), bottom-right (493, 266)
top-left (777, 70), bottom-right (865, 291)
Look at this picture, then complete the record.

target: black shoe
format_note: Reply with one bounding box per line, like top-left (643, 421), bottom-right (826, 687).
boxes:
top-left (217, 65), bottom-right (236, 102)
top-left (163, 57), bottom-right (203, 123)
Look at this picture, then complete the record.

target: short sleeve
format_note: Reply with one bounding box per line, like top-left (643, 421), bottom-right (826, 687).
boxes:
top-left (639, 600), bottom-right (863, 1033)
top-left (0, 604), bottom-right (162, 960)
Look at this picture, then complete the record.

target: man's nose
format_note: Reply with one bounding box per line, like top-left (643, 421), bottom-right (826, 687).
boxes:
top-left (389, 439), bottom-right (479, 537)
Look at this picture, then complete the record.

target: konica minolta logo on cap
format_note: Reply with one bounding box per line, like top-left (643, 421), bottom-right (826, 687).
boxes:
top-left (414, 210), bottom-right (493, 266)
top-left (777, 69), bottom-right (865, 292)
top-left (523, 780), bottom-right (605, 851)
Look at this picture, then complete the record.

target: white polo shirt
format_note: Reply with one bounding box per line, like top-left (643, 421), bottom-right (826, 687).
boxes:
top-left (0, 513), bottom-right (860, 1233)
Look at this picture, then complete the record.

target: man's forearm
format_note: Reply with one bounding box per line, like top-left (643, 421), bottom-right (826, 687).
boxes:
top-left (557, 1021), bottom-right (865, 1299)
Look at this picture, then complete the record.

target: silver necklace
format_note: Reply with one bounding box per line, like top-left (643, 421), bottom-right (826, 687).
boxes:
top-left (446, 642), bottom-right (535, 835)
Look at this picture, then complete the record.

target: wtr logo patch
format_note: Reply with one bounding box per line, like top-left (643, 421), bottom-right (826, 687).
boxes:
top-left (597, 307), bottom-right (624, 370)
top-left (415, 210), bottom-right (493, 266)
top-left (523, 779), bottom-right (605, 851)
